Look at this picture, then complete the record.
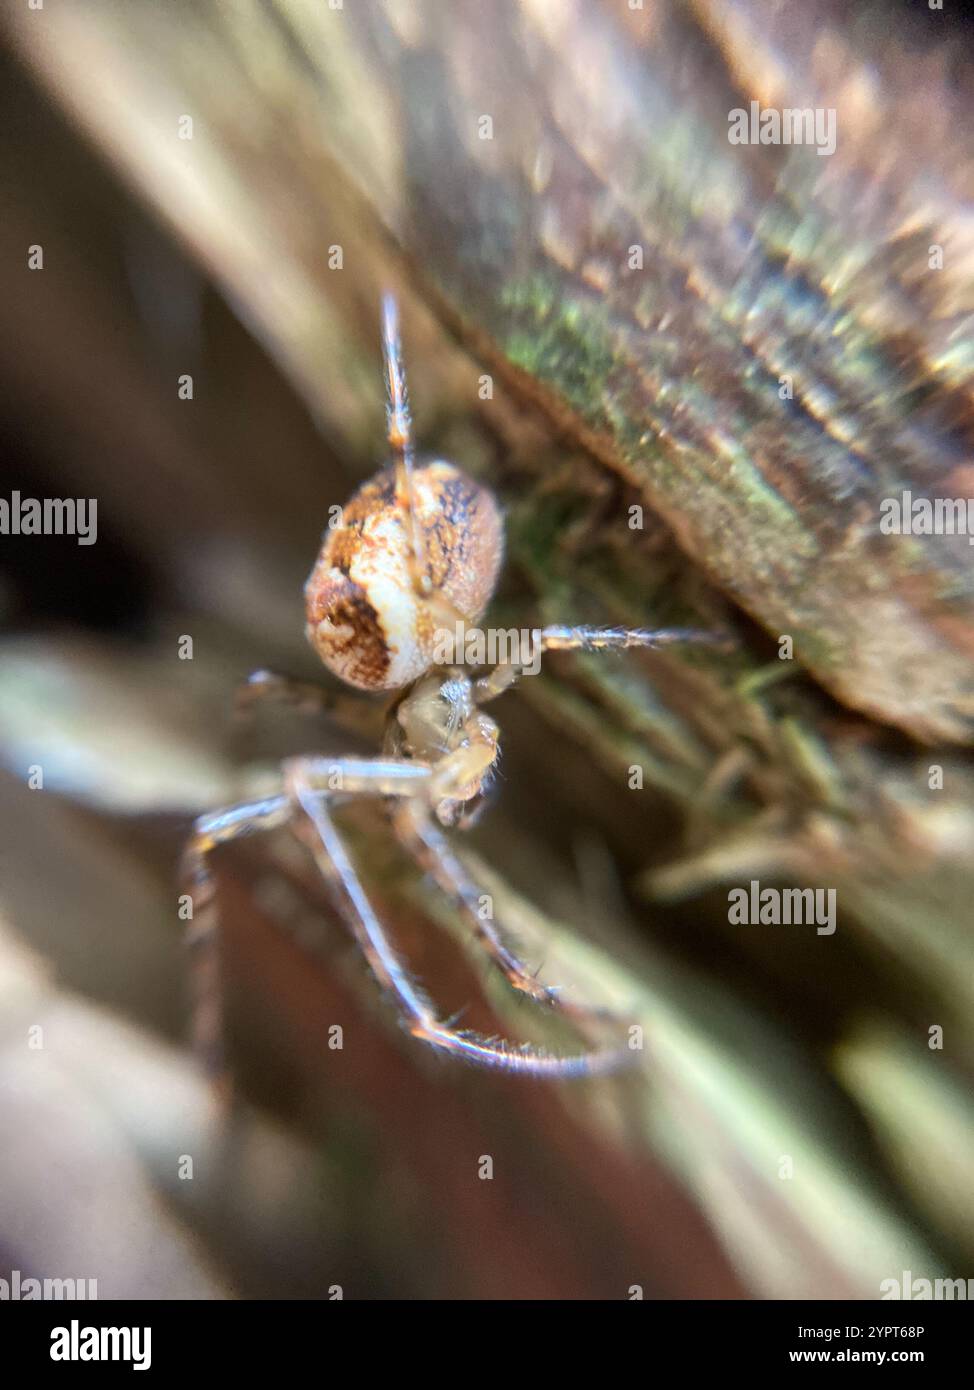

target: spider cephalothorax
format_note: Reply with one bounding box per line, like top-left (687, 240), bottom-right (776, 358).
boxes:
top-left (183, 294), bottom-right (722, 1079)
top-left (387, 667), bottom-right (500, 827)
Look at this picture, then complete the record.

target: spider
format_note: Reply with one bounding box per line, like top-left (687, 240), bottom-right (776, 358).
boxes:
top-left (182, 295), bottom-right (721, 1079)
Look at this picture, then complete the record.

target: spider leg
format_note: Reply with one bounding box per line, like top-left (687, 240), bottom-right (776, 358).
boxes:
top-left (180, 764), bottom-right (426, 1090)
top-left (283, 757), bottom-right (437, 1030)
top-left (283, 757), bottom-right (627, 1078)
top-left (381, 292), bottom-right (429, 594)
top-left (181, 795), bottom-right (291, 1095)
top-left (392, 798), bottom-right (618, 1030)
top-left (474, 624), bottom-right (730, 703)
top-left (234, 668), bottom-right (384, 741)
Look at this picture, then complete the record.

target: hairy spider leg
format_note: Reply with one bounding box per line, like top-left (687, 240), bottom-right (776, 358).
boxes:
top-left (393, 798), bottom-right (620, 1031)
top-left (234, 668), bottom-right (388, 742)
top-left (181, 795), bottom-right (291, 1099)
top-left (180, 765), bottom-right (424, 1094)
top-left (474, 624), bottom-right (730, 703)
top-left (283, 756), bottom-right (629, 1077)
top-left (381, 292), bottom-right (430, 596)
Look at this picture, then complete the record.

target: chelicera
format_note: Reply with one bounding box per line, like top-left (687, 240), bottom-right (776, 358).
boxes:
top-left (183, 296), bottom-right (719, 1077)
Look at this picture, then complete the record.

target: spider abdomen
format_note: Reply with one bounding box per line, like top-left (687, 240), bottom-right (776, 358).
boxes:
top-left (305, 460), bottom-right (503, 691)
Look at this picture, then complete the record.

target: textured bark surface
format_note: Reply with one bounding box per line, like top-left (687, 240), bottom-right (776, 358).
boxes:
top-left (1, 0), bottom-right (972, 1299)
top-left (8, 0), bottom-right (974, 740)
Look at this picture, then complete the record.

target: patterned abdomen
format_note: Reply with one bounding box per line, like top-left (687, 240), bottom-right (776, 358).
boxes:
top-left (305, 461), bottom-right (503, 690)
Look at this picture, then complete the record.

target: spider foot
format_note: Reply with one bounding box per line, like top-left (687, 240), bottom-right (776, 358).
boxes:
top-left (409, 1019), bottom-right (633, 1078)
